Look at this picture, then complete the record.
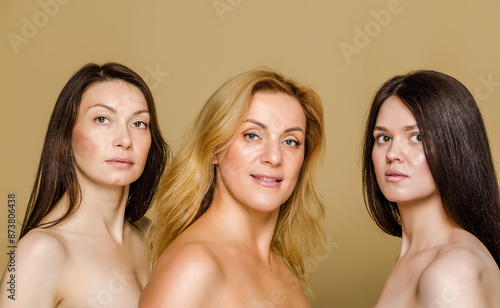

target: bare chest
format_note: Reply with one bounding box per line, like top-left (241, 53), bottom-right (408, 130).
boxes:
top-left (375, 253), bottom-right (436, 308)
top-left (376, 267), bottom-right (420, 307)
top-left (58, 266), bottom-right (144, 308)
top-left (56, 239), bottom-right (149, 307)
top-left (218, 259), bottom-right (310, 307)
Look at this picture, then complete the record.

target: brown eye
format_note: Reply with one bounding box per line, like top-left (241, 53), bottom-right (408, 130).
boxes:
top-left (376, 135), bottom-right (391, 144)
top-left (410, 134), bottom-right (422, 143)
top-left (132, 121), bottom-right (148, 128)
top-left (95, 116), bottom-right (109, 124)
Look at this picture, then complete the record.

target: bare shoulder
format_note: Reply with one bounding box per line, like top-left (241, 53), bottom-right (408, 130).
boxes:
top-left (26, 226), bottom-right (66, 244)
top-left (418, 244), bottom-right (500, 307)
top-left (139, 241), bottom-right (224, 307)
top-left (0, 229), bottom-right (68, 307)
top-left (12, 228), bottom-right (68, 269)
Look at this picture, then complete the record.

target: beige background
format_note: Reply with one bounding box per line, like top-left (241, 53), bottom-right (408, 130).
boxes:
top-left (1, 0), bottom-right (500, 307)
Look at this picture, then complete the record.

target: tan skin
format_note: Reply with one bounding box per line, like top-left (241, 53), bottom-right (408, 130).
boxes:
top-left (372, 96), bottom-right (500, 308)
top-left (0, 81), bottom-right (153, 308)
top-left (140, 92), bottom-right (310, 308)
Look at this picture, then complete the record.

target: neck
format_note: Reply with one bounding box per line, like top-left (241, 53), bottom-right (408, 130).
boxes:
top-left (204, 188), bottom-right (280, 263)
top-left (51, 176), bottom-right (131, 243)
top-left (397, 193), bottom-right (459, 256)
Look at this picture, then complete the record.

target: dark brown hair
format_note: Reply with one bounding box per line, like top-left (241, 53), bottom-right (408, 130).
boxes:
top-left (20, 62), bottom-right (170, 238)
top-left (362, 70), bottom-right (500, 267)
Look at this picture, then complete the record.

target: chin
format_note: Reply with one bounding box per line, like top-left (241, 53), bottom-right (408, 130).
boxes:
top-left (385, 195), bottom-right (426, 204)
top-left (381, 193), bottom-right (407, 204)
top-left (252, 201), bottom-right (285, 213)
top-left (103, 177), bottom-right (136, 187)
top-left (242, 197), bottom-right (277, 211)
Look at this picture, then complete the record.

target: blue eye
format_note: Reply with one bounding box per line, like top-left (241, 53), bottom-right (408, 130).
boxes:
top-left (244, 133), bottom-right (259, 141)
top-left (284, 139), bottom-right (300, 147)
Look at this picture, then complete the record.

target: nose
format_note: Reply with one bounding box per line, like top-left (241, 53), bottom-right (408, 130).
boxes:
top-left (113, 124), bottom-right (132, 150)
top-left (260, 141), bottom-right (282, 166)
top-left (386, 139), bottom-right (405, 163)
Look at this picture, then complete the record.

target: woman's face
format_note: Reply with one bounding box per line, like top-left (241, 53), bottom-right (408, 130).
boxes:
top-left (72, 80), bottom-right (151, 188)
top-left (214, 91), bottom-right (307, 214)
top-left (371, 96), bottom-right (438, 204)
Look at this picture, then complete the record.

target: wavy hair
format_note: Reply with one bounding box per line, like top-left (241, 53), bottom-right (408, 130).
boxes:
top-left (362, 70), bottom-right (500, 267)
top-left (148, 68), bottom-right (325, 295)
top-left (20, 62), bottom-right (170, 238)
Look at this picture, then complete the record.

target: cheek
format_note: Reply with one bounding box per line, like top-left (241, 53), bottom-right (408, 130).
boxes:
top-left (371, 147), bottom-right (384, 173)
top-left (412, 152), bottom-right (427, 165)
top-left (137, 134), bottom-right (152, 161)
top-left (221, 159), bottom-right (243, 178)
top-left (409, 150), bottom-right (429, 171)
top-left (220, 143), bottom-right (259, 177)
top-left (286, 152), bottom-right (305, 181)
top-left (412, 152), bottom-right (434, 182)
top-left (72, 129), bottom-right (102, 159)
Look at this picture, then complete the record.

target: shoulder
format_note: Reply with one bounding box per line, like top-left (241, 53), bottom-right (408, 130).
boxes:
top-left (0, 229), bottom-right (68, 306)
top-left (417, 245), bottom-right (494, 307)
top-left (139, 242), bottom-right (224, 307)
top-left (15, 228), bottom-right (68, 266)
top-left (156, 241), bottom-right (223, 279)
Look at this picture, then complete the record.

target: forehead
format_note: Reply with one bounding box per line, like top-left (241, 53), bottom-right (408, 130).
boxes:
top-left (80, 80), bottom-right (148, 109)
top-left (246, 91), bottom-right (306, 129)
top-left (375, 96), bottom-right (416, 126)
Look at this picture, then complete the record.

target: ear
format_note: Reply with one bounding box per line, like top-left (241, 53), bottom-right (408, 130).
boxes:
top-left (212, 155), bottom-right (219, 165)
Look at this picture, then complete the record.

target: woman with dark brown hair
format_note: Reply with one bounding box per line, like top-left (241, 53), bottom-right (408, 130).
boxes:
top-left (363, 70), bottom-right (500, 307)
top-left (0, 62), bottom-right (170, 308)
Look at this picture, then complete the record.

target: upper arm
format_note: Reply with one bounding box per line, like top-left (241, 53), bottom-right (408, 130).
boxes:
top-left (0, 231), bottom-right (67, 307)
top-left (139, 243), bottom-right (223, 308)
top-left (417, 249), bottom-right (488, 308)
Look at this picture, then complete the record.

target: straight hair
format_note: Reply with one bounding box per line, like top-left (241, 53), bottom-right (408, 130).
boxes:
top-left (362, 70), bottom-right (500, 267)
top-left (20, 62), bottom-right (170, 238)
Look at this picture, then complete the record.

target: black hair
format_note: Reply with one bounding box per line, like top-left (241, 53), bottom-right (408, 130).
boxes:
top-left (363, 70), bottom-right (500, 267)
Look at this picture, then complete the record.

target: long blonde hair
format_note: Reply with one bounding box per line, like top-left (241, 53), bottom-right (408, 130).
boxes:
top-left (148, 68), bottom-right (325, 295)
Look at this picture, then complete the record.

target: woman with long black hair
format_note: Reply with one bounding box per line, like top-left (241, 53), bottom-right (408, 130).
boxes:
top-left (363, 70), bottom-right (500, 307)
top-left (0, 62), bottom-right (170, 308)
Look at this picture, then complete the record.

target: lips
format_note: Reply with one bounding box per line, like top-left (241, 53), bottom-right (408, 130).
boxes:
top-left (105, 157), bottom-right (134, 169)
top-left (250, 174), bottom-right (283, 188)
top-left (385, 169), bottom-right (408, 182)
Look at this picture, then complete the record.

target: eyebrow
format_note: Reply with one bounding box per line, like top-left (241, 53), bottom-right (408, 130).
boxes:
top-left (88, 103), bottom-right (149, 116)
top-left (373, 124), bottom-right (419, 132)
top-left (245, 118), bottom-right (304, 134)
top-left (245, 119), bottom-right (267, 129)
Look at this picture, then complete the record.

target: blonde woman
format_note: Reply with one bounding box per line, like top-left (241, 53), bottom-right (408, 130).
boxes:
top-left (139, 69), bottom-right (325, 307)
